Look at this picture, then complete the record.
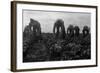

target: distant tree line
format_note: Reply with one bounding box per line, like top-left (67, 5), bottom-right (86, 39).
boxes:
top-left (24, 18), bottom-right (90, 40)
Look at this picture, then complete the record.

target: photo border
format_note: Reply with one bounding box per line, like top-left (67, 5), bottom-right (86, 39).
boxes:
top-left (11, 1), bottom-right (98, 72)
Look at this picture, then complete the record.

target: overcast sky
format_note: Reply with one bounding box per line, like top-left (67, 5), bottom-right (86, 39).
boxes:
top-left (23, 10), bottom-right (91, 33)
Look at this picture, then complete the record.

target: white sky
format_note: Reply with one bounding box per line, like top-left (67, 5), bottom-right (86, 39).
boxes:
top-left (23, 10), bottom-right (91, 33)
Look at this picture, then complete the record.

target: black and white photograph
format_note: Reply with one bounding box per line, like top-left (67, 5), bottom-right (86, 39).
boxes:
top-left (11, 1), bottom-right (97, 71)
top-left (23, 10), bottom-right (91, 62)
